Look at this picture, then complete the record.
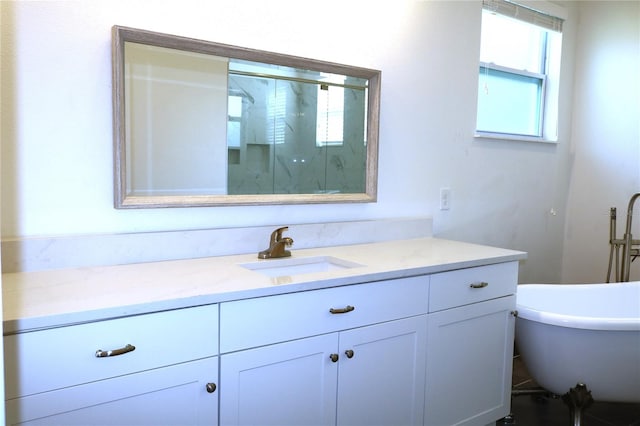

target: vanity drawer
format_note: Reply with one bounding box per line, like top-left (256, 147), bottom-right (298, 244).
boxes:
top-left (4, 304), bottom-right (218, 399)
top-left (220, 276), bottom-right (429, 353)
top-left (429, 262), bottom-right (518, 312)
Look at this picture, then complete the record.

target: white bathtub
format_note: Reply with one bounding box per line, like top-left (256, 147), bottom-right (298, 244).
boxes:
top-left (515, 282), bottom-right (640, 403)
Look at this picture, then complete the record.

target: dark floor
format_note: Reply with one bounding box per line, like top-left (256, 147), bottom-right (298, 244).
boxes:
top-left (501, 355), bottom-right (640, 426)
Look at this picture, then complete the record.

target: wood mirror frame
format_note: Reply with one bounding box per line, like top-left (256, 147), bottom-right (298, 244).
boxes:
top-left (112, 26), bottom-right (380, 208)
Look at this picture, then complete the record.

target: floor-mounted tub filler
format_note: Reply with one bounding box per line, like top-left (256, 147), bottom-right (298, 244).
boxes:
top-left (515, 282), bottom-right (640, 426)
top-left (606, 192), bottom-right (640, 283)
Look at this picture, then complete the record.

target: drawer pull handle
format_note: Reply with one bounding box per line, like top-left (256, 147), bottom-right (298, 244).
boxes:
top-left (206, 383), bottom-right (217, 393)
top-left (329, 305), bottom-right (355, 314)
top-left (345, 349), bottom-right (355, 359)
top-left (95, 344), bottom-right (136, 358)
top-left (469, 281), bottom-right (489, 289)
top-left (330, 353), bottom-right (339, 362)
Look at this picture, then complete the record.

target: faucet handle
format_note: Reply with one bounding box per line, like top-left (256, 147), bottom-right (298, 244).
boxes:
top-left (272, 226), bottom-right (289, 241)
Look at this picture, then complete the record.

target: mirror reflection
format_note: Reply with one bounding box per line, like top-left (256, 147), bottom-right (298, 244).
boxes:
top-left (113, 26), bottom-right (380, 208)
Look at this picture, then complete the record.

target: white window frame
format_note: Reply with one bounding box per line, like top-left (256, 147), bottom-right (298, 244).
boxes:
top-left (475, 0), bottom-right (566, 143)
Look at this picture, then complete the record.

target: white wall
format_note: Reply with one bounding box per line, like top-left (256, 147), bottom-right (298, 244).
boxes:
top-left (0, 1), bottom-right (6, 418)
top-left (1, 0), bottom-right (581, 283)
top-left (562, 1), bottom-right (640, 283)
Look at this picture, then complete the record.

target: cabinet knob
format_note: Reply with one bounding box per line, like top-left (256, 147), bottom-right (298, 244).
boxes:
top-left (329, 305), bottom-right (355, 314)
top-left (206, 383), bottom-right (217, 393)
top-left (345, 349), bottom-right (354, 359)
top-left (329, 353), bottom-right (339, 362)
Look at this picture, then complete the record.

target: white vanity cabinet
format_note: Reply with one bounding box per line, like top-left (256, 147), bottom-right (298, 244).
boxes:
top-left (3, 236), bottom-right (526, 426)
top-left (4, 304), bottom-right (219, 426)
top-left (218, 276), bottom-right (429, 426)
top-left (424, 262), bottom-right (518, 426)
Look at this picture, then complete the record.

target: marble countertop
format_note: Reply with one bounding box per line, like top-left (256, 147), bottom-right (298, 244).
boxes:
top-left (2, 237), bottom-right (526, 334)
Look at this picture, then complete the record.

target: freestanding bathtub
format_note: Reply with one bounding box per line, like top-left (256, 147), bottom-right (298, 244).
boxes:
top-left (515, 282), bottom-right (640, 404)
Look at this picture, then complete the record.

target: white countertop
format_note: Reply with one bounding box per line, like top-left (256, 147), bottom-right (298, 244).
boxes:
top-left (2, 237), bottom-right (526, 334)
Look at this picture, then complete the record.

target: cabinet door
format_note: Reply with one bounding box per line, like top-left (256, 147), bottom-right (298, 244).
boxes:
top-left (425, 296), bottom-right (515, 426)
top-left (5, 357), bottom-right (218, 426)
top-left (220, 333), bottom-right (338, 426)
top-left (337, 315), bottom-right (427, 426)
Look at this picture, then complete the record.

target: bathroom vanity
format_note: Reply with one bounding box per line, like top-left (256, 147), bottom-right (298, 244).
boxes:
top-left (2, 237), bottom-right (525, 425)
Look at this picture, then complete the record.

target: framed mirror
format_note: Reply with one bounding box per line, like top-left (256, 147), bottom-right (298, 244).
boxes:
top-left (112, 26), bottom-right (380, 208)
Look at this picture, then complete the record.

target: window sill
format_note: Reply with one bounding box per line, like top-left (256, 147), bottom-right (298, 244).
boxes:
top-left (474, 132), bottom-right (558, 144)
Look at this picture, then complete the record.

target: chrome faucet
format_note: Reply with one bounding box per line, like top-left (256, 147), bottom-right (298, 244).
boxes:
top-left (258, 226), bottom-right (294, 259)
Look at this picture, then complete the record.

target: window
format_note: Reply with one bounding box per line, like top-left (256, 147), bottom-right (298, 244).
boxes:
top-left (316, 84), bottom-right (345, 147)
top-left (268, 82), bottom-right (287, 145)
top-left (476, 0), bottom-right (564, 141)
top-left (227, 95), bottom-right (242, 148)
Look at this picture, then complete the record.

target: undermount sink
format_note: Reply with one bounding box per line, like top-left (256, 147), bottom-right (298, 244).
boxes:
top-left (239, 256), bottom-right (364, 278)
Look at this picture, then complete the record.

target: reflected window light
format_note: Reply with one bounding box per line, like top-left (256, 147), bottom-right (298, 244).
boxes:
top-left (268, 83), bottom-right (286, 145)
top-left (227, 95), bottom-right (242, 148)
top-left (316, 84), bottom-right (344, 147)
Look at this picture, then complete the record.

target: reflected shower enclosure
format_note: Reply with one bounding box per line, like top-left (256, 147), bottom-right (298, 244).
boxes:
top-left (227, 60), bottom-right (368, 195)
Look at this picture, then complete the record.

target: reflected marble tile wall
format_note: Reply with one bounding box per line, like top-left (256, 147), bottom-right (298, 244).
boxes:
top-left (227, 74), bottom-right (367, 195)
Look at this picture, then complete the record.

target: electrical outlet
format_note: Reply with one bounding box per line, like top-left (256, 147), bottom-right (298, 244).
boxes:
top-left (440, 188), bottom-right (451, 210)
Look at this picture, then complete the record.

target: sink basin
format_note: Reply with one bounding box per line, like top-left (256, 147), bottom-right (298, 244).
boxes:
top-left (239, 256), bottom-right (364, 278)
